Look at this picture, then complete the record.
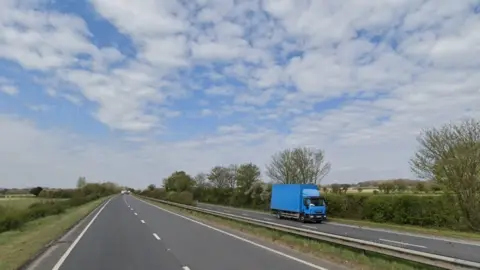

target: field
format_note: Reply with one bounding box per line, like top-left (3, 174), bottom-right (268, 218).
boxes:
top-left (0, 197), bottom-right (64, 210)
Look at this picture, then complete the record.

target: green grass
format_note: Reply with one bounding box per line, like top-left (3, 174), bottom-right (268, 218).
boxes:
top-left (0, 197), bottom-right (108, 270)
top-left (145, 198), bottom-right (440, 270)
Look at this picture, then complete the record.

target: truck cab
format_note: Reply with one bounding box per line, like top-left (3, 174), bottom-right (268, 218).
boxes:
top-left (301, 189), bottom-right (327, 222)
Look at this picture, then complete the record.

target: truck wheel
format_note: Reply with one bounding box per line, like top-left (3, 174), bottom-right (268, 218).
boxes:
top-left (299, 215), bottom-right (306, 223)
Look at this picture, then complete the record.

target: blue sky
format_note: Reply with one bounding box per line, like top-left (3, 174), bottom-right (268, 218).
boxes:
top-left (1, 0), bottom-right (479, 188)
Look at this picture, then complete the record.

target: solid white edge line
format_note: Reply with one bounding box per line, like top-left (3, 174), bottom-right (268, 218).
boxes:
top-left (137, 198), bottom-right (328, 270)
top-left (153, 233), bottom-right (161, 240)
top-left (52, 198), bottom-right (112, 270)
top-left (379, 238), bottom-right (427, 249)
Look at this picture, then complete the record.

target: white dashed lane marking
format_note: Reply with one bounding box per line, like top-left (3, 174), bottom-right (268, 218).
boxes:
top-left (379, 238), bottom-right (427, 249)
top-left (153, 233), bottom-right (161, 240)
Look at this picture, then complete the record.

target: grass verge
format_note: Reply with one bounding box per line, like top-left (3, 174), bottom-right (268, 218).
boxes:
top-left (199, 203), bottom-right (480, 242)
top-left (0, 197), bottom-right (108, 270)
top-left (146, 198), bottom-right (439, 270)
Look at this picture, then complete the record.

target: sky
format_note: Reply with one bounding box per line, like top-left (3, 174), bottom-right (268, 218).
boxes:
top-left (1, 0), bottom-right (480, 189)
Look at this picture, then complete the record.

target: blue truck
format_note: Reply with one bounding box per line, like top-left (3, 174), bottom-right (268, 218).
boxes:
top-left (270, 184), bottom-right (327, 223)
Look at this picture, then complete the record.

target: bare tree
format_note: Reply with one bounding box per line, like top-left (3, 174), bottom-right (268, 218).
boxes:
top-left (266, 147), bottom-right (331, 184)
top-left (410, 118), bottom-right (480, 231)
top-left (193, 173), bottom-right (208, 187)
top-left (227, 164), bottom-right (238, 189)
top-left (208, 166), bottom-right (232, 189)
top-left (266, 148), bottom-right (297, 184)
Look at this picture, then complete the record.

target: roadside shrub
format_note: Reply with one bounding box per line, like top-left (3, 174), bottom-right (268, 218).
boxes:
top-left (0, 211), bottom-right (24, 233)
top-left (24, 201), bottom-right (67, 220)
top-left (164, 191), bottom-right (195, 205)
top-left (323, 193), bottom-right (465, 230)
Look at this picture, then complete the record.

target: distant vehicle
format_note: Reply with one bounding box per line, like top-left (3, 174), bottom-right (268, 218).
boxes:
top-left (121, 190), bottom-right (130, 194)
top-left (270, 184), bottom-right (327, 223)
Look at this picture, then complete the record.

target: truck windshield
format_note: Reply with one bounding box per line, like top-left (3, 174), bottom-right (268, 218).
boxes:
top-left (305, 197), bottom-right (324, 206)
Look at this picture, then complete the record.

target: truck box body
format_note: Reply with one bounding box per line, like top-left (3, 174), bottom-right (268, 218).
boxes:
top-left (270, 184), bottom-right (326, 222)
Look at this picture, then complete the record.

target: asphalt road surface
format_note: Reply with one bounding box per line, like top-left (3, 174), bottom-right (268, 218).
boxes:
top-left (196, 202), bottom-right (480, 263)
top-left (28, 195), bottom-right (343, 270)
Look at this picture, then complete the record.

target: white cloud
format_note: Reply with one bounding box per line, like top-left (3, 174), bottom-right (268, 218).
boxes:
top-left (0, 77), bottom-right (18, 95)
top-left (1, 0), bottom-right (480, 188)
top-left (28, 104), bottom-right (51, 112)
top-left (1, 85), bottom-right (18, 96)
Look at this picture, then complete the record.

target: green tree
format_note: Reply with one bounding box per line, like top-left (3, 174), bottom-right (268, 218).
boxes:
top-left (410, 118), bottom-right (480, 231)
top-left (415, 182), bottom-right (425, 193)
top-left (340, 184), bottom-right (351, 194)
top-left (331, 184), bottom-right (341, 194)
top-left (266, 147), bottom-right (331, 184)
top-left (236, 163), bottom-right (260, 191)
top-left (76, 177), bottom-right (87, 188)
top-left (378, 182), bottom-right (395, 194)
top-left (147, 184), bottom-right (156, 191)
top-left (394, 180), bottom-right (407, 193)
top-left (357, 187), bottom-right (363, 193)
top-left (29, 186), bottom-right (43, 197)
top-left (163, 171), bottom-right (194, 192)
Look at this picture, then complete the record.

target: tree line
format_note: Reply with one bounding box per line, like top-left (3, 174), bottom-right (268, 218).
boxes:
top-left (0, 179), bottom-right (120, 233)
top-left (138, 118), bottom-right (480, 231)
top-left (325, 179), bottom-right (443, 194)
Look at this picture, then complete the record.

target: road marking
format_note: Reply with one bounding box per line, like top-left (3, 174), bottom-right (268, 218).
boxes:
top-left (139, 198), bottom-right (329, 270)
top-left (141, 220), bottom-right (145, 224)
top-left (134, 212), bottom-right (138, 215)
top-left (52, 198), bottom-right (112, 270)
top-left (182, 267), bottom-right (191, 270)
top-left (153, 233), bottom-right (161, 240)
top-left (302, 225), bottom-right (317, 229)
top-left (379, 238), bottom-right (427, 249)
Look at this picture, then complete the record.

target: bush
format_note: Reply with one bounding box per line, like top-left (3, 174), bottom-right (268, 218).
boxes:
top-left (324, 193), bottom-right (465, 230)
top-left (24, 201), bottom-right (67, 220)
top-left (0, 211), bottom-right (24, 233)
top-left (159, 191), bottom-right (195, 205)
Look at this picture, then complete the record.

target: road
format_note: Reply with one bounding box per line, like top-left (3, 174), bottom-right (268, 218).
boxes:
top-left (28, 195), bottom-right (342, 270)
top-left (196, 203), bottom-right (480, 263)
